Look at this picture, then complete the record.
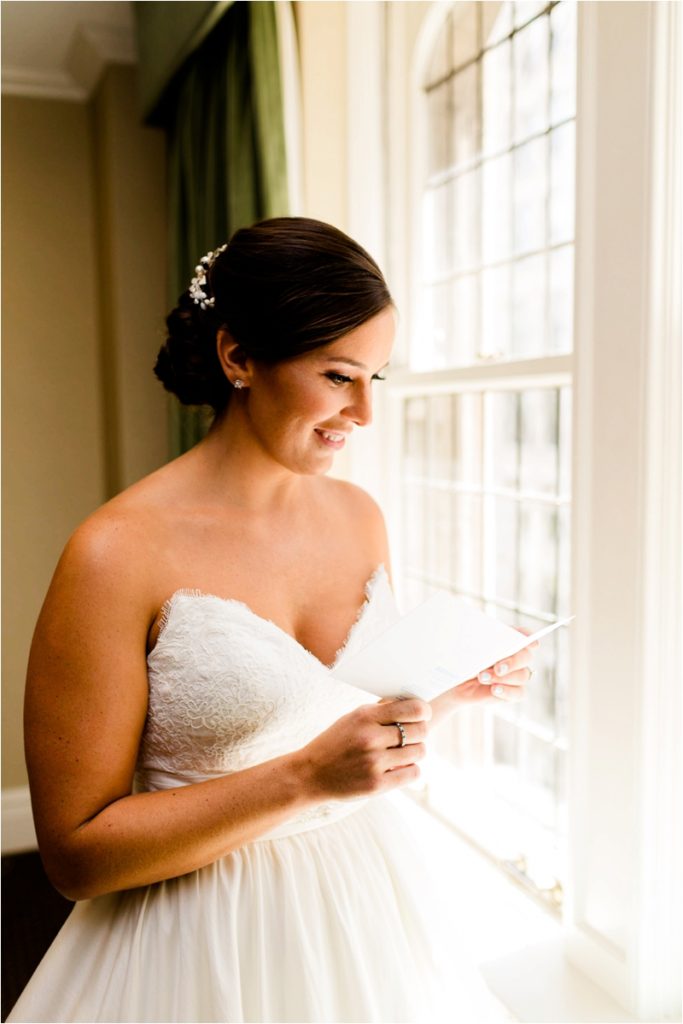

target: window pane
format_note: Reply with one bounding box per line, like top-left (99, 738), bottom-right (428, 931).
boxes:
top-left (557, 504), bottom-right (571, 618)
top-left (558, 386), bottom-right (572, 497)
top-left (549, 121), bottom-right (575, 245)
top-left (513, 135), bottom-right (547, 255)
top-left (487, 390), bottom-right (519, 490)
top-left (480, 265), bottom-right (512, 359)
top-left (550, 2), bottom-right (577, 124)
top-left (404, 397), bottom-right (428, 476)
top-left (548, 245), bottom-right (574, 354)
top-left (419, 282), bottom-right (451, 369)
top-left (524, 627), bottom-right (558, 732)
top-left (522, 734), bottom-right (559, 830)
top-left (513, 1), bottom-right (547, 30)
top-left (426, 486), bottom-right (452, 580)
top-left (555, 626), bottom-right (570, 740)
top-left (482, 40), bottom-right (511, 154)
top-left (428, 395), bottom-right (452, 479)
top-left (426, 81), bottom-right (453, 178)
top-left (452, 494), bottom-right (484, 593)
top-left (493, 714), bottom-right (518, 768)
top-left (452, 273), bottom-right (479, 365)
top-left (422, 182), bottom-right (453, 278)
top-left (454, 169), bottom-right (480, 271)
top-left (511, 253), bottom-right (546, 357)
top-left (513, 15), bottom-right (549, 143)
top-left (518, 502), bottom-right (557, 612)
top-left (482, 1), bottom-right (513, 47)
top-left (452, 63), bottom-right (480, 168)
top-left (519, 389), bottom-right (559, 495)
top-left (482, 151), bottom-right (512, 263)
top-left (403, 482), bottom-right (426, 571)
top-left (490, 496), bottom-right (519, 603)
top-left (452, 393), bottom-right (483, 483)
top-left (452, 2), bottom-right (479, 69)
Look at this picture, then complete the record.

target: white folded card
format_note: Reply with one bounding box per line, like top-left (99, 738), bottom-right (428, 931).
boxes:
top-left (332, 590), bottom-right (573, 701)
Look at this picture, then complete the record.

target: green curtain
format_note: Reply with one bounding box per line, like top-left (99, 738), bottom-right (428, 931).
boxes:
top-left (136, 1), bottom-right (289, 455)
top-left (134, 1), bottom-right (232, 123)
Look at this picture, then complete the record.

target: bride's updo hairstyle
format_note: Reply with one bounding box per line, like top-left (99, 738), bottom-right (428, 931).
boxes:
top-left (154, 217), bottom-right (393, 413)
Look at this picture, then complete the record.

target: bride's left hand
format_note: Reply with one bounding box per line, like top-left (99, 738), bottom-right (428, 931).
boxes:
top-left (429, 631), bottom-right (539, 728)
top-left (453, 646), bottom-right (537, 704)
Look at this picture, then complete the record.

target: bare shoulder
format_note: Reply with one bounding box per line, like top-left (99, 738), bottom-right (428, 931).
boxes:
top-left (323, 477), bottom-right (384, 520)
top-left (319, 477), bottom-right (393, 581)
top-left (44, 485), bottom-right (168, 642)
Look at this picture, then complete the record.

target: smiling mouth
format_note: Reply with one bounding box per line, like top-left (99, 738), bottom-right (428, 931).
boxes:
top-left (314, 429), bottom-right (348, 449)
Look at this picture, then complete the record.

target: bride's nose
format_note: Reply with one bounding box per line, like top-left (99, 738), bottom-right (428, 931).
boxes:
top-left (343, 383), bottom-right (373, 427)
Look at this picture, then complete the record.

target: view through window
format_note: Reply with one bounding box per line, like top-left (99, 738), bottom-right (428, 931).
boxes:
top-left (393, 0), bottom-right (576, 908)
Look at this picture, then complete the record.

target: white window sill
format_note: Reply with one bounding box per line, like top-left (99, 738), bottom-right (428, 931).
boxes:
top-left (406, 791), bottom-right (635, 1023)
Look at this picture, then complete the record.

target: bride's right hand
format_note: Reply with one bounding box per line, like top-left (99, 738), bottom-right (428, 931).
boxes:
top-left (293, 698), bottom-right (432, 801)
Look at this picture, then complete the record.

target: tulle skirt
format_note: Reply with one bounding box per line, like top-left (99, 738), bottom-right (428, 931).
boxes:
top-left (8, 793), bottom-right (513, 1023)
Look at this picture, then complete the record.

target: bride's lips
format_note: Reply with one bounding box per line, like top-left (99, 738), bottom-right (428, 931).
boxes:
top-left (314, 428), bottom-right (348, 450)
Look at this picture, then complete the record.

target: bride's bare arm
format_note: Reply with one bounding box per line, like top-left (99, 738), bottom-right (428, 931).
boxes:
top-left (25, 517), bottom-right (429, 902)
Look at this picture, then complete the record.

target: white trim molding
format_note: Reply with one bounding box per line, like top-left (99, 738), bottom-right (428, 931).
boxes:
top-left (567, 2), bottom-right (682, 1020)
top-left (2, 787), bottom-right (37, 855)
top-left (343, 0), bottom-right (391, 506)
top-left (2, 21), bottom-right (136, 101)
top-left (275, 0), bottom-right (304, 217)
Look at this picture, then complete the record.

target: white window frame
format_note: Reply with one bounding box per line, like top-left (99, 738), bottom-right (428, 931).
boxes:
top-left (343, 2), bottom-right (681, 1020)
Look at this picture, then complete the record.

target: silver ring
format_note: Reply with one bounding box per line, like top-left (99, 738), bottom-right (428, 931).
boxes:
top-left (394, 722), bottom-right (407, 748)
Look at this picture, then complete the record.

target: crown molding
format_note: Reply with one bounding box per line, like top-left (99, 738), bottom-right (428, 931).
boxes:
top-left (2, 21), bottom-right (136, 101)
top-left (1, 66), bottom-right (86, 101)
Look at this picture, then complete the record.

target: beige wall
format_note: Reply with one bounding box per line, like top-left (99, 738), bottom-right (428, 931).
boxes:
top-left (294, 2), bottom-right (348, 229)
top-left (2, 96), bottom-right (105, 789)
top-left (2, 66), bottom-right (167, 791)
top-left (92, 65), bottom-right (168, 496)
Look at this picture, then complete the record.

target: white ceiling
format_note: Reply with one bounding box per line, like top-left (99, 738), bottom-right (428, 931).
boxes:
top-left (1, 0), bottom-right (136, 100)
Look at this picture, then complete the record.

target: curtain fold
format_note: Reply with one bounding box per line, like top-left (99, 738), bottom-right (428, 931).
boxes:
top-left (133, 1), bottom-right (233, 125)
top-left (136, 1), bottom-right (290, 455)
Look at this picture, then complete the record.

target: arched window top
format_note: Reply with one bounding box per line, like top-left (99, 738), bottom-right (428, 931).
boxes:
top-left (413, 0), bottom-right (577, 369)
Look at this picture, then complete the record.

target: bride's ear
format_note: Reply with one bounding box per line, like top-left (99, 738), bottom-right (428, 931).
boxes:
top-left (217, 329), bottom-right (252, 388)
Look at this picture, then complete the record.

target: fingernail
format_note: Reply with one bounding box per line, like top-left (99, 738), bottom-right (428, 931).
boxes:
top-left (479, 671), bottom-right (492, 683)
top-left (492, 685), bottom-right (505, 698)
top-left (495, 662), bottom-right (509, 676)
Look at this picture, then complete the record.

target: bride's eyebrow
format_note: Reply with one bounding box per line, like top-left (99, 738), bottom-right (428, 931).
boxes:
top-left (323, 357), bottom-right (390, 371)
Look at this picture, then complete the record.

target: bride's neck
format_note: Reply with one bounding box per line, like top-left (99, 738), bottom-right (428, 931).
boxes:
top-left (187, 408), bottom-right (309, 514)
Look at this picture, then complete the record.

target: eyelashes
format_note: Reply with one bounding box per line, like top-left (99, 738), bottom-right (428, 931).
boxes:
top-left (325, 372), bottom-right (387, 386)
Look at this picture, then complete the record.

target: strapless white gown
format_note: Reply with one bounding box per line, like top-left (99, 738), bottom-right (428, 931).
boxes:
top-left (8, 565), bottom-right (513, 1023)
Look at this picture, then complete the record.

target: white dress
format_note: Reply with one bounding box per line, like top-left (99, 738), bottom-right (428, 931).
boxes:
top-left (8, 565), bottom-right (512, 1024)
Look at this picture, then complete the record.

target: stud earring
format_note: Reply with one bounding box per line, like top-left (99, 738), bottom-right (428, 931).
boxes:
top-left (233, 379), bottom-right (245, 389)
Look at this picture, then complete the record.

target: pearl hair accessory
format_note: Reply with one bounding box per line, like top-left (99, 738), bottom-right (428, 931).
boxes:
top-left (189, 244), bottom-right (228, 310)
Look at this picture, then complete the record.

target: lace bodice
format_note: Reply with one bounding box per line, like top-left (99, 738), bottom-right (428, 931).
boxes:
top-left (136, 566), bottom-right (400, 832)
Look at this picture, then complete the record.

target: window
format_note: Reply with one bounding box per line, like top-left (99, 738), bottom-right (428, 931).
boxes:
top-left (389, 0), bottom-right (577, 909)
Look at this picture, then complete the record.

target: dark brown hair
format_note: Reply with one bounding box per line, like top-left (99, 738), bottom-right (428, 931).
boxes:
top-left (154, 217), bottom-right (393, 412)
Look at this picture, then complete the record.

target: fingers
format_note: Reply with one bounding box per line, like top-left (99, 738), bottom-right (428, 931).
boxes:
top-left (383, 719), bottom-right (428, 748)
top-left (374, 698), bottom-right (432, 726)
top-left (383, 763), bottom-right (422, 790)
top-left (383, 741), bottom-right (427, 772)
top-left (489, 681), bottom-right (525, 701)
top-left (477, 648), bottom-right (535, 685)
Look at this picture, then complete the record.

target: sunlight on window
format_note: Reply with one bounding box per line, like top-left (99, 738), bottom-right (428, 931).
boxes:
top-left (402, 0), bottom-right (576, 909)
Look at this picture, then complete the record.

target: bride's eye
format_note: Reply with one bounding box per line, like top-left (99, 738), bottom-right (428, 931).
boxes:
top-left (325, 372), bottom-right (353, 385)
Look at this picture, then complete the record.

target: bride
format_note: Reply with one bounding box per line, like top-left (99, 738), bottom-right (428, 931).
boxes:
top-left (9, 217), bottom-right (536, 1023)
